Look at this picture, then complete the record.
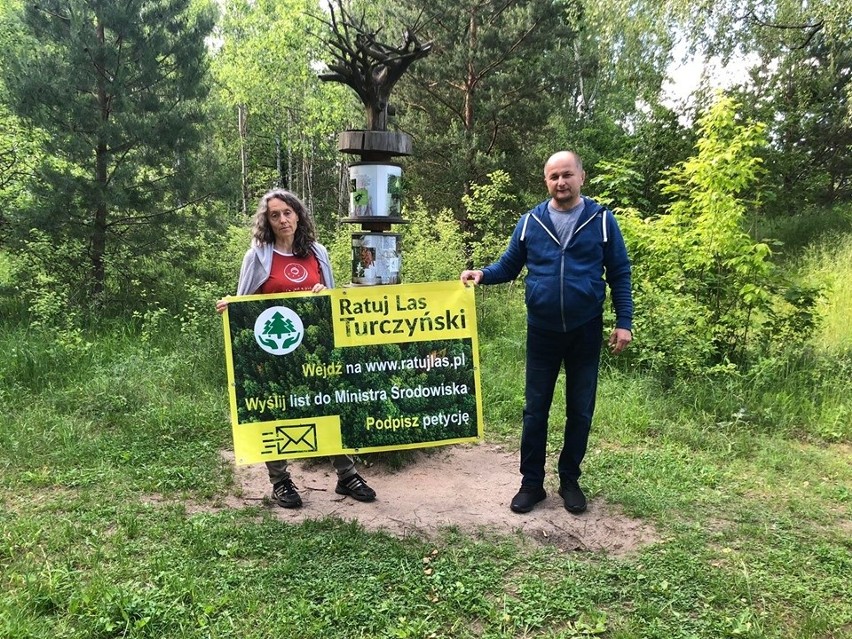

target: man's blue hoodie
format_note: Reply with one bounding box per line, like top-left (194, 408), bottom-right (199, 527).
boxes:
top-left (481, 196), bottom-right (633, 333)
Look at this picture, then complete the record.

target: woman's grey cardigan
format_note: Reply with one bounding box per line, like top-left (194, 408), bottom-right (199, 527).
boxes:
top-left (235, 242), bottom-right (335, 295)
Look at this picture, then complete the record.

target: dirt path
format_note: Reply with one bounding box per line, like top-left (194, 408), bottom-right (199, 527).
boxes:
top-left (215, 443), bottom-right (658, 555)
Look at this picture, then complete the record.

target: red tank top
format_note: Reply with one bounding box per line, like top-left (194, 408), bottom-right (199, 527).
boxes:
top-left (259, 250), bottom-right (323, 294)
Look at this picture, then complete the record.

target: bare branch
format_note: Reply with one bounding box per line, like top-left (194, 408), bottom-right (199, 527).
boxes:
top-left (746, 9), bottom-right (825, 50)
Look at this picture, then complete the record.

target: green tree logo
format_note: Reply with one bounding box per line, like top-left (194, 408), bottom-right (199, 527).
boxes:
top-left (253, 306), bottom-right (304, 355)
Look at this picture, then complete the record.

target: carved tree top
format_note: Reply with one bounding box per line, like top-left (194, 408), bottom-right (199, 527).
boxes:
top-left (316, 1), bottom-right (431, 131)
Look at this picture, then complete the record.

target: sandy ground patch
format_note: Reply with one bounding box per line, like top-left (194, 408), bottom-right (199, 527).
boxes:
top-left (209, 443), bottom-right (659, 555)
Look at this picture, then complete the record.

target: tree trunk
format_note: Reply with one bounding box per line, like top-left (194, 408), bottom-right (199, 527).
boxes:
top-left (275, 134), bottom-right (283, 188)
top-left (366, 103), bottom-right (388, 131)
top-left (462, 8), bottom-right (478, 201)
top-left (91, 157), bottom-right (108, 299)
top-left (91, 19), bottom-right (109, 300)
top-left (238, 104), bottom-right (249, 215)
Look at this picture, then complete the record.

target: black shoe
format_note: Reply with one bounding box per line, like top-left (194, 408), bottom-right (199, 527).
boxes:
top-left (510, 485), bottom-right (547, 513)
top-left (335, 473), bottom-right (376, 502)
top-left (271, 478), bottom-right (302, 509)
top-left (558, 479), bottom-right (587, 513)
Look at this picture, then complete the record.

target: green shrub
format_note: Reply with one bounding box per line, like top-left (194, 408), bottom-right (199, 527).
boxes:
top-left (616, 96), bottom-right (822, 371)
top-left (398, 197), bottom-right (466, 283)
top-left (619, 281), bottom-right (714, 379)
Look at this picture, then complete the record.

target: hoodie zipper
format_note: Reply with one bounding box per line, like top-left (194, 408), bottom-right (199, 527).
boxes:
top-left (528, 204), bottom-right (606, 331)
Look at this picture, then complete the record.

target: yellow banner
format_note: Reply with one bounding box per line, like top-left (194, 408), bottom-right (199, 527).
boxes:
top-left (222, 281), bottom-right (483, 465)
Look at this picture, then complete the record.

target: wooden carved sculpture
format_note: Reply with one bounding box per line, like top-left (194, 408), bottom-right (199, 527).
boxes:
top-left (317, 1), bottom-right (431, 131)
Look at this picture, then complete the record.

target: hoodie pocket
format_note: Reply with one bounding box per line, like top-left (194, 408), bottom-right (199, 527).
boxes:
top-left (525, 277), bottom-right (561, 318)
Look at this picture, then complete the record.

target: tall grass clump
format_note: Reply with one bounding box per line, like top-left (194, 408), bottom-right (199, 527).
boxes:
top-left (472, 284), bottom-right (527, 436)
top-left (798, 229), bottom-right (852, 351)
top-left (754, 203), bottom-right (852, 256)
top-left (665, 349), bottom-right (851, 442)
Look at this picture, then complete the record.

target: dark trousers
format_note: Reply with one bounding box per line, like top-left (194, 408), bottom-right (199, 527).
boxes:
top-left (520, 316), bottom-right (603, 487)
top-left (266, 456), bottom-right (355, 485)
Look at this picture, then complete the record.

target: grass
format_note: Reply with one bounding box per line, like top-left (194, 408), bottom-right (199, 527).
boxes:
top-left (797, 231), bottom-right (852, 351)
top-left (754, 204), bottom-right (852, 261)
top-left (1, 269), bottom-right (850, 637)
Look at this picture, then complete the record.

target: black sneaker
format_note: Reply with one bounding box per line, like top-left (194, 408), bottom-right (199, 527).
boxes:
top-left (510, 485), bottom-right (547, 513)
top-left (558, 478), bottom-right (587, 513)
top-left (335, 473), bottom-right (376, 502)
top-left (271, 478), bottom-right (302, 509)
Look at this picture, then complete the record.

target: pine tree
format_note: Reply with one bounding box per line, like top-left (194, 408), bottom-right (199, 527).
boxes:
top-left (357, 0), bottom-right (579, 217)
top-left (1, 0), bottom-right (215, 300)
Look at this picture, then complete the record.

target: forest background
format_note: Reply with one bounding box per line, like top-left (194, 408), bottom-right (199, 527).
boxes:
top-left (0, 0), bottom-right (850, 637)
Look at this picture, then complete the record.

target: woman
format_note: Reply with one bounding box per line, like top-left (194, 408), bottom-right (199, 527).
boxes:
top-left (217, 189), bottom-right (376, 509)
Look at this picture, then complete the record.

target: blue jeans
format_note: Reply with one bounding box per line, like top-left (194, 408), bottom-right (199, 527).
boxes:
top-left (520, 316), bottom-right (603, 487)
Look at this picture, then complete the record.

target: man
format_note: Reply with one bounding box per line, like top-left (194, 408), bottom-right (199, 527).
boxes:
top-left (460, 150), bottom-right (633, 514)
